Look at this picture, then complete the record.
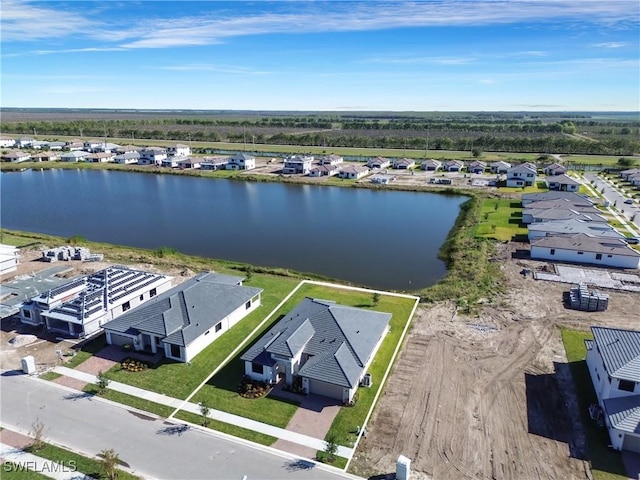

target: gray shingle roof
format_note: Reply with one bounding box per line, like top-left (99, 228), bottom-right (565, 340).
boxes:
top-left (103, 272), bottom-right (262, 347)
top-left (525, 208), bottom-right (607, 222)
top-left (603, 395), bottom-right (640, 434)
top-left (545, 174), bottom-right (579, 186)
top-left (592, 327), bottom-right (640, 382)
top-left (521, 191), bottom-right (593, 204)
top-left (528, 219), bottom-right (623, 238)
top-left (241, 297), bottom-right (391, 388)
top-left (531, 234), bottom-right (640, 257)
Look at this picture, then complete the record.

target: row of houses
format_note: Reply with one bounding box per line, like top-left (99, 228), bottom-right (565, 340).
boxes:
top-left (619, 168), bottom-right (640, 187)
top-left (523, 191), bottom-right (640, 269)
top-left (17, 264), bottom-right (389, 403)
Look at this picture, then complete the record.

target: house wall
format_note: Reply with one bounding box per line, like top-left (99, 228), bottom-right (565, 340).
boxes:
top-left (586, 345), bottom-right (614, 402)
top-left (243, 361), bottom-right (277, 383)
top-left (531, 245), bottom-right (640, 269)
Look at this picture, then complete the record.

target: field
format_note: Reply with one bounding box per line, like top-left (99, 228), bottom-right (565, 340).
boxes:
top-left (350, 242), bottom-right (640, 479)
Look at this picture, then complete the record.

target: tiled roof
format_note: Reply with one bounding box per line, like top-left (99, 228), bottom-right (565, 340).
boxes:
top-left (241, 298), bottom-right (391, 388)
top-left (592, 327), bottom-right (640, 382)
top-left (603, 395), bottom-right (640, 434)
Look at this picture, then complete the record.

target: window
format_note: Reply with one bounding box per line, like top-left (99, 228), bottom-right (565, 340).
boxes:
top-left (150, 288), bottom-right (157, 297)
top-left (252, 362), bottom-right (263, 374)
top-left (607, 255), bottom-right (612, 258)
top-left (23, 310), bottom-right (31, 318)
top-left (204, 330), bottom-right (210, 336)
top-left (140, 294), bottom-right (144, 301)
top-left (122, 301), bottom-right (130, 312)
top-left (170, 344), bottom-right (181, 359)
top-left (550, 249), bottom-right (555, 255)
top-left (597, 373), bottom-right (600, 381)
top-left (619, 380), bottom-right (635, 392)
top-left (215, 322), bottom-right (222, 333)
top-left (577, 251), bottom-right (584, 255)
top-left (245, 300), bottom-right (252, 310)
top-left (596, 254), bottom-right (602, 260)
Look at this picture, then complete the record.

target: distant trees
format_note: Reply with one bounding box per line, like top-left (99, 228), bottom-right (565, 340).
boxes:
top-left (471, 147), bottom-right (483, 158)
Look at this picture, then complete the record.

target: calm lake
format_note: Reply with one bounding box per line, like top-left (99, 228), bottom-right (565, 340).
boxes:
top-left (1, 169), bottom-right (467, 290)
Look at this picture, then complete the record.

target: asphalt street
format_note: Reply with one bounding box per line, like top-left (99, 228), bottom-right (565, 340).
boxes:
top-left (583, 172), bottom-right (640, 232)
top-left (0, 372), bottom-right (361, 480)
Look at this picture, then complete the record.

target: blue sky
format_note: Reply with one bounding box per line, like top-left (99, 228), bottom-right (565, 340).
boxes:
top-left (1, 1), bottom-right (638, 111)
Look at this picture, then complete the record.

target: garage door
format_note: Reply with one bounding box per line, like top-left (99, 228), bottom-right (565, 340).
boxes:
top-left (622, 434), bottom-right (640, 453)
top-left (309, 379), bottom-right (343, 400)
top-left (109, 333), bottom-right (133, 347)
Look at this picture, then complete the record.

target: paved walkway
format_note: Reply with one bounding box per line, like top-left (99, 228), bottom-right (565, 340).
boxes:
top-left (53, 366), bottom-right (354, 459)
top-left (0, 441), bottom-right (92, 480)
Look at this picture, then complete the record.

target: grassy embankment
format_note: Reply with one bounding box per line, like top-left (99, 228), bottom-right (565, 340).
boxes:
top-left (560, 328), bottom-right (628, 480)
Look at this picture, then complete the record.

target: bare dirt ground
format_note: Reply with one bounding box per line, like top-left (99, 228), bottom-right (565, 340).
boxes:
top-left (350, 242), bottom-right (640, 480)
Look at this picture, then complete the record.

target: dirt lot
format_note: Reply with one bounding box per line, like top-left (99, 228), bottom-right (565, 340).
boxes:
top-left (350, 243), bottom-right (640, 479)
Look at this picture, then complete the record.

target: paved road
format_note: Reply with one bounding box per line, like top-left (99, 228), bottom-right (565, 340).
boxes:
top-left (583, 173), bottom-right (640, 232)
top-left (0, 373), bottom-right (360, 480)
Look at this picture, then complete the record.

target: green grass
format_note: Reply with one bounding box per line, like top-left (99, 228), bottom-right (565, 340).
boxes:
top-left (1, 463), bottom-right (50, 479)
top-left (173, 410), bottom-right (277, 446)
top-left (560, 327), bottom-right (628, 480)
top-left (103, 275), bottom-right (300, 399)
top-left (475, 198), bottom-right (527, 241)
top-left (562, 155), bottom-right (629, 166)
top-left (315, 451), bottom-right (348, 469)
top-left (38, 371), bottom-right (62, 381)
top-left (63, 336), bottom-right (107, 369)
top-left (25, 442), bottom-right (139, 480)
top-left (82, 385), bottom-right (176, 418)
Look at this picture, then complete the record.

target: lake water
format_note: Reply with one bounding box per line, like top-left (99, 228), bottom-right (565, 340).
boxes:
top-left (0, 169), bottom-right (467, 290)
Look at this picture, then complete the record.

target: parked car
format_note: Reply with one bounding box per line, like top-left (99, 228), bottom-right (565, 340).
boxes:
top-left (624, 199), bottom-right (634, 204)
top-left (626, 237), bottom-right (640, 244)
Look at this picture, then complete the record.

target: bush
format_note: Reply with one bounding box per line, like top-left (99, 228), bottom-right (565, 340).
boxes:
top-left (120, 358), bottom-right (149, 372)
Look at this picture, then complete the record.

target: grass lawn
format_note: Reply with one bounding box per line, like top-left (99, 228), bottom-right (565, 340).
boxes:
top-left (38, 372), bottom-right (62, 381)
top-left (191, 282), bottom-right (416, 446)
top-left (560, 327), bottom-right (628, 480)
top-left (315, 451), bottom-right (348, 469)
top-left (25, 442), bottom-right (139, 480)
top-left (173, 410), bottom-right (277, 446)
top-left (1, 463), bottom-right (50, 479)
top-left (103, 274), bottom-right (299, 399)
top-left (563, 155), bottom-right (628, 166)
top-left (475, 198), bottom-right (527, 241)
top-left (82, 385), bottom-right (176, 418)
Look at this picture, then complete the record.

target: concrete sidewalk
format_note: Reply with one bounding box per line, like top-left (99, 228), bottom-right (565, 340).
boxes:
top-left (53, 366), bottom-right (354, 459)
top-left (0, 442), bottom-right (92, 480)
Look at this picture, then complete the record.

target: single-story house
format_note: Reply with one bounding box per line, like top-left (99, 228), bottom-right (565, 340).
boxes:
top-left (544, 163), bottom-right (567, 176)
top-left (60, 151), bottom-right (90, 162)
top-left (161, 158), bottom-right (179, 168)
top-left (620, 168), bottom-right (640, 181)
top-left (15, 137), bottom-right (35, 148)
top-left (338, 165), bottom-right (370, 180)
top-left (167, 144), bottom-right (191, 157)
top-left (546, 174), bottom-right (580, 192)
top-left (421, 159), bottom-right (442, 171)
top-left (521, 191), bottom-right (593, 206)
top-left (392, 158), bottom-right (415, 170)
top-left (103, 272), bottom-right (262, 363)
top-left (115, 145), bottom-right (140, 155)
top-left (241, 297), bottom-right (391, 403)
top-left (283, 155), bottom-right (314, 174)
top-left (318, 155), bottom-right (343, 166)
top-left (443, 160), bottom-right (464, 172)
top-left (44, 141), bottom-right (67, 151)
top-left (177, 157), bottom-right (201, 169)
top-left (115, 152), bottom-right (140, 164)
top-left (0, 244), bottom-right (20, 276)
top-left (138, 147), bottom-right (167, 165)
top-left (1, 151), bottom-right (31, 163)
top-left (200, 157), bottom-right (228, 170)
top-left (85, 152), bottom-right (115, 163)
top-left (93, 143), bottom-right (121, 154)
top-left (64, 142), bottom-right (84, 151)
top-left (0, 138), bottom-right (16, 148)
top-left (490, 161), bottom-right (511, 174)
top-left (530, 233), bottom-right (640, 269)
top-left (370, 174), bottom-right (395, 185)
top-left (523, 207), bottom-right (608, 224)
top-left (506, 164), bottom-right (537, 187)
top-left (309, 164), bottom-right (340, 177)
top-left (32, 151), bottom-right (60, 162)
top-left (226, 153), bottom-right (256, 170)
top-left (467, 161), bottom-right (487, 174)
top-left (20, 266), bottom-right (173, 338)
top-left (366, 157), bottom-right (391, 169)
top-left (586, 326), bottom-right (640, 452)
top-left (527, 219), bottom-right (624, 241)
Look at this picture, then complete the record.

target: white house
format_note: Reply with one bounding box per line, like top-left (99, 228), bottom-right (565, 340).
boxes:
top-left (15, 138), bottom-right (35, 148)
top-left (1, 151), bottom-right (31, 163)
top-left (200, 157), bottom-right (228, 170)
top-left (32, 151), bottom-right (60, 162)
top-left (338, 165), bottom-right (370, 180)
top-left (530, 233), bottom-right (640, 269)
top-left (103, 272), bottom-right (262, 363)
top-left (521, 191), bottom-right (593, 206)
top-left (443, 160), bottom-right (464, 172)
top-left (85, 152), bottom-right (115, 163)
top-left (138, 147), bottom-right (167, 165)
top-left (506, 164), bottom-right (537, 187)
top-left (544, 163), bottom-right (567, 176)
top-left (309, 164), bottom-right (340, 177)
top-left (283, 155), bottom-right (314, 174)
top-left (60, 151), bottom-right (90, 162)
top-left (467, 161), bottom-right (487, 174)
top-left (546, 174), bottom-right (580, 192)
top-left (318, 155), bottom-right (343, 166)
top-left (161, 157), bottom-right (179, 168)
top-left (241, 297), bottom-right (390, 403)
top-left (0, 244), bottom-right (19, 276)
top-left (367, 157), bottom-right (391, 169)
top-left (370, 174), bottom-right (395, 185)
top-left (177, 157), bottom-right (201, 169)
top-left (490, 161), bottom-right (511, 174)
top-left (167, 144), bottom-right (191, 157)
top-left (527, 219), bottom-right (624, 241)
top-left (115, 152), bottom-right (140, 164)
top-left (226, 153), bottom-right (256, 170)
top-left (392, 158), bottom-right (416, 170)
top-left (19, 266), bottom-right (173, 338)
top-left (0, 138), bottom-right (16, 148)
top-left (586, 326), bottom-right (640, 452)
top-left (421, 159), bottom-right (441, 171)
top-left (524, 208), bottom-right (608, 224)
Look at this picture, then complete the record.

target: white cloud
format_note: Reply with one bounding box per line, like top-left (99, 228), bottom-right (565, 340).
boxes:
top-left (152, 63), bottom-right (271, 75)
top-left (592, 42), bottom-right (629, 48)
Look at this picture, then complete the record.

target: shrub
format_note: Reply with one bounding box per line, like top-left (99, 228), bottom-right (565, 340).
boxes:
top-left (120, 358), bottom-right (149, 372)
